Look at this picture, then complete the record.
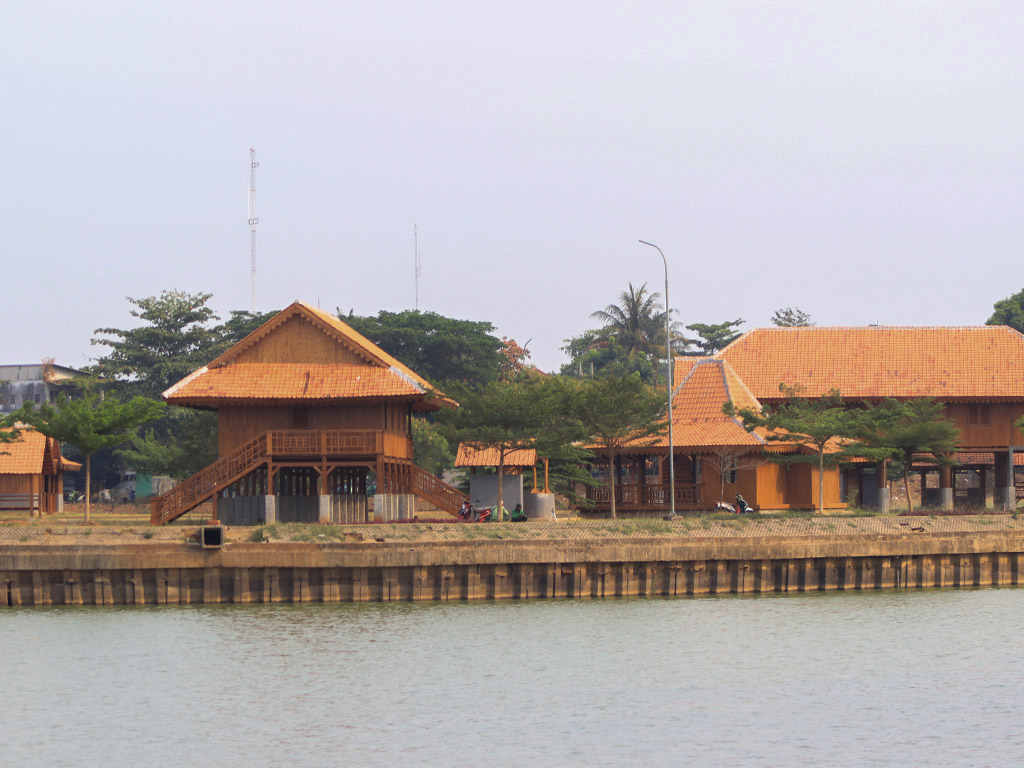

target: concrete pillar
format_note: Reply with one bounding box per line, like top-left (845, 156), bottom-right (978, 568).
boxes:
top-left (318, 495), bottom-right (331, 524)
top-left (994, 451), bottom-right (1013, 512)
top-left (374, 493), bottom-right (415, 522)
top-left (939, 464), bottom-right (954, 511)
top-left (264, 495), bottom-right (277, 525)
top-left (876, 461), bottom-right (890, 515)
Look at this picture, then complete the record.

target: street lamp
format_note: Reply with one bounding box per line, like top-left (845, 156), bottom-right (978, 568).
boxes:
top-left (639, 240), bottom-right (676, 519)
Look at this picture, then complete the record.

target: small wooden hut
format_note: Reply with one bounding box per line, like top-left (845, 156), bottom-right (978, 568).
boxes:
top-left (0, 427), bottom-right (80, 516)
top-left (150, 302), bottom-right (465, 525)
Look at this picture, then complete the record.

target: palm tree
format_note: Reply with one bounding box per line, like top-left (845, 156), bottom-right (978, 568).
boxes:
top-left (590, 283), bottom-right (679, 358)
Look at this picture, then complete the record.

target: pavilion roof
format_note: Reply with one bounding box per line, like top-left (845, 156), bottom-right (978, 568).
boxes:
top-left (164, 302), bottom-right (455, 409)
top-left (716, 325), bottom-right (1024, 401)
top-left (0, 428), bottom-right (75, 475)
top-left (619, 359), bottom-right (764, 453)
top-left (455, 443), bottom-right (537, 468)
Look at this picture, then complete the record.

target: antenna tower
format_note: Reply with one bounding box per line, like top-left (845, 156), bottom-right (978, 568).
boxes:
top-left (248, 147), bottom-right (259, 311)
top-left (414, 222), bottom-right (422, 311)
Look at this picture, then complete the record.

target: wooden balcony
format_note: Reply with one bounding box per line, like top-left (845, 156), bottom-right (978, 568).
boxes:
top-left (586, 482), bottom-right (702, 511)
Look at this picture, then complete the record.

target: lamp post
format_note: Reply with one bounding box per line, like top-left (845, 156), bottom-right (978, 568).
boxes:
top-left (639, 240), bottom-right (676, 519)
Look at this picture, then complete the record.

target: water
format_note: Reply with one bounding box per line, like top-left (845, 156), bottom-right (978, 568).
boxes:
top-left (2, 590), bottom-right (1023, 767)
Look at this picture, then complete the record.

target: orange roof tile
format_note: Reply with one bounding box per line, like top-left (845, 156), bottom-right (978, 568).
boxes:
top-left (0, 429), bottom-right (48, 475)
top-left (620, 359), bottom-right (764, 452)
top-left (455, 443), bottom-right (537, 468)
top-left (166, 363), bottom-right (426, 404)
top-left (717, 326), bottom-right (1024, 401)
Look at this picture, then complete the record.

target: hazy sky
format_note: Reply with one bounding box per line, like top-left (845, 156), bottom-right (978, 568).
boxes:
top-left (3, 1), bottom-right (1023, 373)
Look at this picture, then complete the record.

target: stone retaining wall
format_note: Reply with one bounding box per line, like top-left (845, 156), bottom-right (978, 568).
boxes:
top-left (3, 531), bottom-right (1024, 606)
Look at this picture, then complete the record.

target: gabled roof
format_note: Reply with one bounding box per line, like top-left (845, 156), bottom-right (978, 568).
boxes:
top-left (455, 443), bottom-right (537, 468)
top-left (0, 428), bottom-right (75, 475)
top-left (164, 302), bottom-right (455, 409)
top-left (717, 326), bottom-right (1024, 401)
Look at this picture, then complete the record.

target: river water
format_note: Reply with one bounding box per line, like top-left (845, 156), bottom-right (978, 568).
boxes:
top-left (2, 589), bottom-right (1022, 767)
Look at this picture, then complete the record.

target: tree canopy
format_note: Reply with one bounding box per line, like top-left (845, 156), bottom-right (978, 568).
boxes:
top-left (987, 287), bottom-right (1024, 333)
top-left (852, 399), bottom-right (959, 514)
top-left (567, 373), bottom-right (667, 518)
top-left (771, 307), bottom-right (814, 327)
top-left (589, 282), bottom-right (676, 359)
top-left (681, 319), bottom-right (745, 356)
top-left (341, 309), bottom-right (504, 386)
top-left (91, 290), bottom-right (224, 399)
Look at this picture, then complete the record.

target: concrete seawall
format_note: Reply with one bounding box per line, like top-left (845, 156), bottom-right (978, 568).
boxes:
top-left (4, 530), bottom-right (1024, 605)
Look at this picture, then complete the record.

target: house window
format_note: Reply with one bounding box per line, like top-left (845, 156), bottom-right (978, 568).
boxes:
top-left (967, 404), bottom-right (991, 426)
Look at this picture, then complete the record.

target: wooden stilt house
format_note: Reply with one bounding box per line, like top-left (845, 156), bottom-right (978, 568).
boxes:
top-left (0, 427), bottom-right (80, 517)
top-left (150, 302), bottom-right (465, 525)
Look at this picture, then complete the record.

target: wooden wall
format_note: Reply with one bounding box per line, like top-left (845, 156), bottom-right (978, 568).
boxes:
top-left (943, 403), bottom-right (1024, 448)
top-left (232, 315), bottom-right (370, 365)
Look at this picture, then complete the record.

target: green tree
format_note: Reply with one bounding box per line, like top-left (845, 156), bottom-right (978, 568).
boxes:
top-left (771, 307), bottom-right (814, 327)
top-left (342, 309), bottom-right (503, 386)
top-left (119, 410), bottom-right (219, 480)
top-left (682, 319), bottom-right (745, 356)
top-left (91, 290), bottom-right (223, 399)
top-left (727, 384), bottom-right (859, 515)
top-left (217, 309), bottom-right (278, 345)
top-left (987, 288), bottom-right (1024, 333)
top-left (590, 283), bottom-right (675, 359)
top-left (15, 394), bottom-right (165, 521)
top-left (567, 373), bottom-right (667, 519)
top-left (411, 417), bottom-right (455, 478)
top-left (559, 332), bottom-right (660, 383)
top-left (854, 399), bottom-right (960, 514)
top-left (438, 373), bottom-right (566, 519)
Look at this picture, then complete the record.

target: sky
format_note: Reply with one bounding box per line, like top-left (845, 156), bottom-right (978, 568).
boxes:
top-left (3, 1), bottom-right (1023, 374)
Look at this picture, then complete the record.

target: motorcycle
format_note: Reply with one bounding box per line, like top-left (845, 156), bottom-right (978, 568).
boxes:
top-left (715, 498), bottom-right (755, 514)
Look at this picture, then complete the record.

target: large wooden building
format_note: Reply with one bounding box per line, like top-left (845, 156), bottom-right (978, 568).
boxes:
top-left (583, 358), bottom-right (846, 514)
top-left (0, 428), bottom-right (80, 516)
top-left (586, 325), bottom-right (1024, 515)
top-left (150, 302), bottom-right (465, 525)
top-left (719, 326), bottom-right (1024, 512)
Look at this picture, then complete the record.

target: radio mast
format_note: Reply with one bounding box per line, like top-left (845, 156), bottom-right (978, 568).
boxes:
top-left (414, 222), bottom-right (421, 311)
top-left (248, 147), bottom-right (259, 311)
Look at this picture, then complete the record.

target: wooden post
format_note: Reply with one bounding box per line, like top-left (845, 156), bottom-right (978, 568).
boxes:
top-left (939, 463), bottom-right (954, 511)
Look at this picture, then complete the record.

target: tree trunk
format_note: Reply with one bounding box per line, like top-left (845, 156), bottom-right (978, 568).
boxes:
top-left (608, 446), bottom-right (617, 519)
top-left (497, 451), bottom-right (505, 522)
top-left (84, 453), bottom-right (91, 524)
top-left (817, 448), bottom-right (825, 516)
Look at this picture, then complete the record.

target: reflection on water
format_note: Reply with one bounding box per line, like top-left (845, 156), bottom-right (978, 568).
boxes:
top-left (2, 589), bottom-right (1023, 767)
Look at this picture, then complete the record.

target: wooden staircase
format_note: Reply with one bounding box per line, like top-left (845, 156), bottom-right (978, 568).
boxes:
top-left (150, 429), bottom-right (467, 525)
top-left (409, 463), bottom-right (466, 516)
top-left (150, 432), bottom-right (271, 525)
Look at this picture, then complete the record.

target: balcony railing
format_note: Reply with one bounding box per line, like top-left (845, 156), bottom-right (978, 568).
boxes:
top-left (586, 482), bottom-right (702, 510)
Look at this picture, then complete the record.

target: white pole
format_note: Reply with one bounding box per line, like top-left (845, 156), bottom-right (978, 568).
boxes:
top-left (639, 240), bottom-right (675, 518)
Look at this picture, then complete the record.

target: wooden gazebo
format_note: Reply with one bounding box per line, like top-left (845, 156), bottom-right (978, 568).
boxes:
top-left (150, 302), bottom-right (465, 525)
top-left (0, 427), bottom-right (80, 517)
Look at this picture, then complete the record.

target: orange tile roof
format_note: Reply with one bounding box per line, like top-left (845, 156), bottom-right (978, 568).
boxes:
top-left (455, 443), bottom-right (537, 468)
top-left (717, 326), bottom-right (1024, 401)
top-left (166, 363), bottom-right (426, 404)
top-left (0, 428), bottom-right (48, 475)
top-left (164, 302), bottom-right (455, 409)
top-left (620, 359), bottom-right (764, 452)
